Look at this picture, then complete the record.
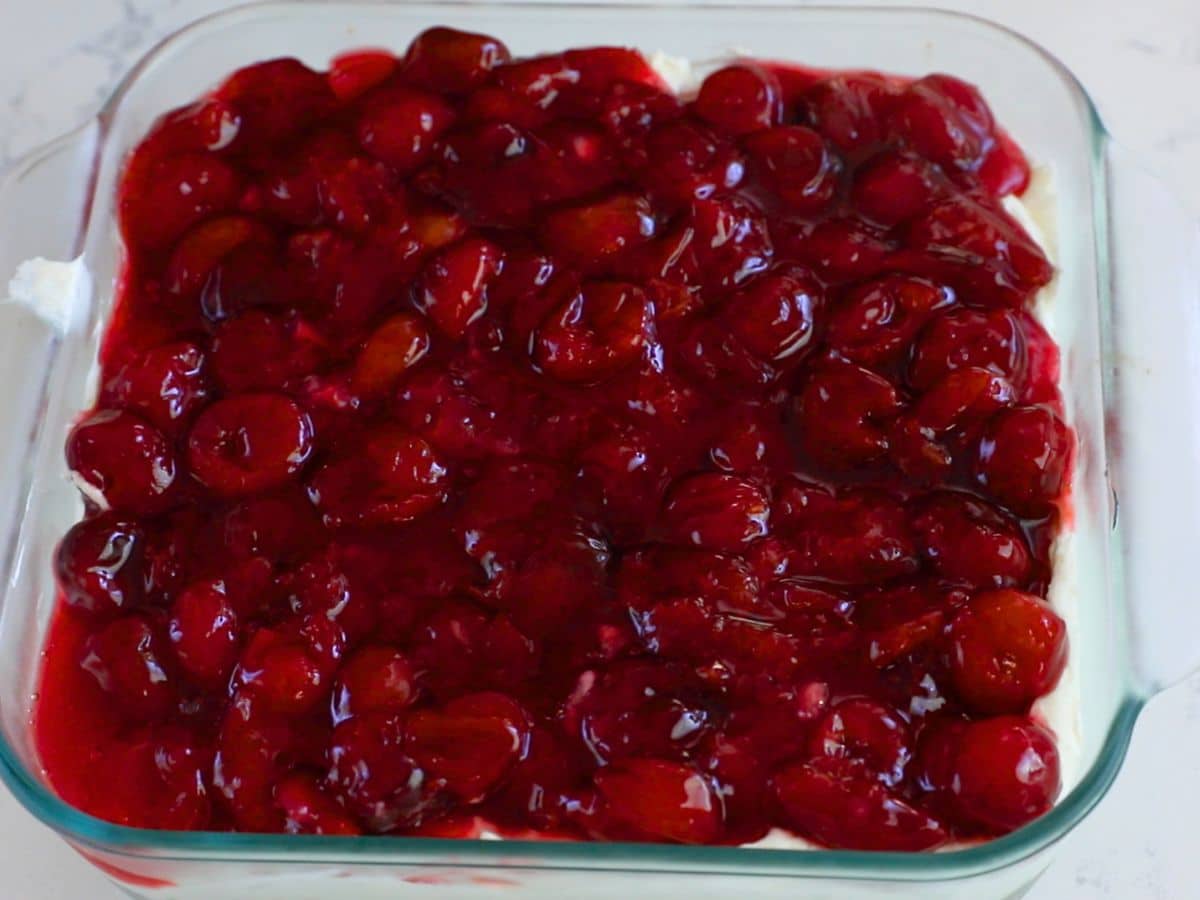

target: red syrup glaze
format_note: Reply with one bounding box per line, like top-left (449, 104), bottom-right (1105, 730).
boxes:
top-left (37, 29), bottom-right (1072, 850)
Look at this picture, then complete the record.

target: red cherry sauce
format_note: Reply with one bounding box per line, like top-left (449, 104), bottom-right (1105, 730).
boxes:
top-left (36, 29), bottom-right (1072, 850)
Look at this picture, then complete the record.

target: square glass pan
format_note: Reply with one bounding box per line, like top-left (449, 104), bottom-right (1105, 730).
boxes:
top-left (0, 2), bottom-right (1196, 897)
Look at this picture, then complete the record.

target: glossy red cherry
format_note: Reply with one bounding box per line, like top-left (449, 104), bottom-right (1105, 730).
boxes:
top-left (906, 194), bottom-right (1053, 308)
top-left (979, 130), bottom-right (1032, 196)
top-left (101, 342), bottom-right (210, 433)
top-left (469, 512), bottom-right (612, 638)
top-left (639, 120), bottom-right (744, 204)
top-left (599, 80), bottom-right (682, 146)
top-left (914, 367), bottom-right (1016, 430)
top-left (327, 712), bottom-right (441, 832)
top-left (216, 58), bottom-right (337, 151)
top-left (768, 485), bottom-right (919, 584)
top-left (460, 85), bottom-right (549, 129)
top-left (406, 692), bottom-right (530, 802)
top-left (638, 596), bottom-right (805, 681)
top-left (138, 514), bottom-right (196, 606)
top-left (490, 53), bottom-right (582, 110)
top-left (687, 197), bottom-right (773, 291)
top-left (618, 546), bottom-right (762, 617)
top-left (235, 622), bottom-right (341, 715)
top-left (677, 317), bottom-right (781, 388)
top-left (530, 121), bottom-right (622, 205)
top-left (187, 393), bottom-right (315, 497)
top-left (564, 47), bottom-right (665, 97)
top-left (974, 406), bottom-right (1072, 515)
top-left (772, 757), bottom-right (947, 850)
top-left (357, 86), bottom-right (456, 174)
top-left (331, 646), bottom-right (417, 724)
top-left (307, 427), bottom-right (448, 527)
top-left (722, 682), bottom-right (832, 770)
top-left (577, 425), bottom-right (664, 532)
top-left (725, 271), bottom-right (822, 365)
top-left (403, 27), bottom-right (511, 94)
top-left (222, 487), bottom-right (324, 564)
top-left (210, 694), bottom-right (292, 831)
top-left (810, 698), bottom-right (913, 787)
top-left (490, 48), bottom-right (658, 118)
top-left (695, 64), bottom-right (783, 136)
top-left (854, 580), bottom-right (964, 667)
top-left (783, 216), bottom-right (894, 284)
top-left (395, 367), bottom-right (524, 459)
top-left (421, 121), bottom-right (539, 226)
top-left (457, 458), bottom-right (566, 529)
top-left (303, 138), bottom-right (400, 233)
top-left (769, 580), bottom-right (857, 654)
top-left (540, 192), bottom-right (656, 271)
top-left (889, 367), bottom-right (1016, 480)
top-left (211, 311), bottom-right (327, 392)
top-left (327, 50), bottom-right (397, 102)
top-left (80, 615), bottom-right (176, 720)
top-left (794, 363), bottom-right (902, 468)
top-left (1016, 312), bottom-right (1061, 405)
top-left (490, 724), bottom-right (589, 831)
top-left (909, 306), bottom-right (1028, 392)
top-left (825, 275), bottom-right (954, 369)
top-left (595, 759), bottom-right (723, 844)
top-left (705, 405), bottom-right (790, 476)
top-left (742, 125), bottom-right (840, 213)
top-left (563, 660), bottom-right (716, 764)
top-left (276, 773), bottom-right (363, 835)
top-left (852, 150), bottom-right (947, 226)
top-left (147, 97), bottom-right (242, 157)
top-left (917, 717), bottom-right (1060, 833)
top-left (888, 74), bottom-right (994, 172)
top-left (168, 579), bottom-right (240, 687)
top-left (41, 38), bottom-right (1075, 849)
top-left (661, 473), bottom-right (770, 552)
top-left (55, 517), bottom-right (144, 619)
top-left (352, 313), bottom-right (431, 395)
top-left (801, 73), bottom-right (895, 152)
top-left (164, 215), bottom-right (277, 308)
top-left (532, 280), bottom-right (655, 383)
top-left (66, 410), bottom-right (177, 514)
top-left (405, 601), bottom-right (490, 695)
top-left (287, 545), bottom-right (385, 644)
top-left (947, 589), bottom-right (1067, 715)
top-left (99, 727), bottom-right (213, 830)
top-left (413, 237), bottom-right (505, 338)
top-left (700, 736), bottom-right (771, 842)
top-left (120, 153), bottom-right (240, 251)
top-left (912, 492), bottom-right (1033, 589)
top-left (406, 194), bottom-right (470, 252)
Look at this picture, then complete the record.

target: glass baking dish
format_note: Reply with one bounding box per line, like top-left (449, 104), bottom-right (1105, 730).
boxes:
top-left (1, 2), bottom-right (1198, 897)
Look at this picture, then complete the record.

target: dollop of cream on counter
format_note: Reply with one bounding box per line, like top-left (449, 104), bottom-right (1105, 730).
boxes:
top-left (4, 255), bottom-right (87, 331)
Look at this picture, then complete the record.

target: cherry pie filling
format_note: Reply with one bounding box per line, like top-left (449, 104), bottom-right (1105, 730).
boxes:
top-left (36, 28), bottom-right (1073, 850)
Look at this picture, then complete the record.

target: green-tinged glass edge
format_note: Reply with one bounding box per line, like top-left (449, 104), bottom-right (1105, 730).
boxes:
top-left (0, 0), bottom-right (1144, 882)
top-left (0, 700), bottom-right (1145, 878)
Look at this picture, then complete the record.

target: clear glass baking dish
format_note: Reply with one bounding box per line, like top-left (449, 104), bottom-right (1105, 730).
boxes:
top-left (1, 2), bottom-right (1198, 898)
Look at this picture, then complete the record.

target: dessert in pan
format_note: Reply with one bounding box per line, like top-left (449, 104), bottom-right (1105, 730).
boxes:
top-left (39, 26), bottom-right (1073, 850)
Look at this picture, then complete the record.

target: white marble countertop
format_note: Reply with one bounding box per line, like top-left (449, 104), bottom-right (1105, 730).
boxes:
top-left (1, 1), bottom-right (1198, 897)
